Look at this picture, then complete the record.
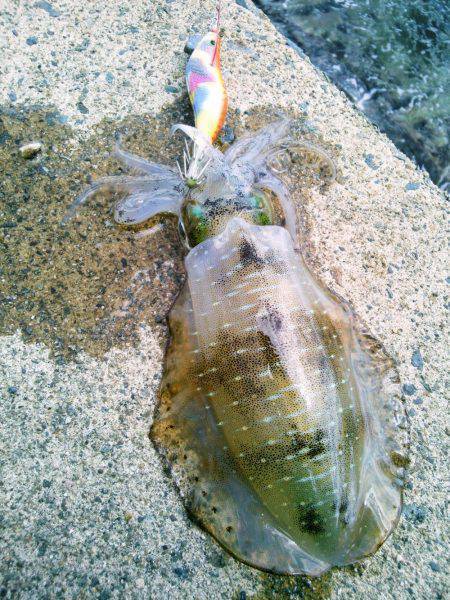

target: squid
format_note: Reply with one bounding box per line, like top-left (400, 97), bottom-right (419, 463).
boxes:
top-left (66, 2), bottom-right (409, 576)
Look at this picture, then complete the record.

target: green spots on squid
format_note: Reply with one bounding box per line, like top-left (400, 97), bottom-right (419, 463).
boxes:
top-left (254, 211), bottom-right (272, 226)
top-left (182, 202), bottom-right (211, 246)
top-left (181, 190), bottom-right (283, 248)
top-left (249, 192), bottom-right (276, 227)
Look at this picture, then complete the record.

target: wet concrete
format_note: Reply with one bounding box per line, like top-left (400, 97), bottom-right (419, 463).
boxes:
top-left (0, 103), bottom-right (187, 359)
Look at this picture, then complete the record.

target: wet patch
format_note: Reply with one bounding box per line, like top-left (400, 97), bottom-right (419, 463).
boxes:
top-left (260, 304), bottom-right (284, 332)
top-left (254, 568), bottom-right (334, 600)
top-left (0, 102), bottom-right (337, 361)
top-left (306, 430), bottom-right (327, 459)
top-left (0, 101), bottom-right (193, 359)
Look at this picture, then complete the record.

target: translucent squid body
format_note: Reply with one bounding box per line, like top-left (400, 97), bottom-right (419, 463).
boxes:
top-left (69, 14), bottom-right (408, 577)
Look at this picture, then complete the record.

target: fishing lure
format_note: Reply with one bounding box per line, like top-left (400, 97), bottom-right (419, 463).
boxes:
top-left (185, 2), bottom-right (227, 143)
top-left (67, 4), bottom-right (408, 576)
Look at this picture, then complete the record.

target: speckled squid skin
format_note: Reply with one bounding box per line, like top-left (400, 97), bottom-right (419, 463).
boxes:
top-left (152, 217), bottom-right (408, 576)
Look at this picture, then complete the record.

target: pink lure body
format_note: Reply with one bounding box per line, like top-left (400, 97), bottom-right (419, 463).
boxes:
top-left (185, 28), bottom-right (228, 142)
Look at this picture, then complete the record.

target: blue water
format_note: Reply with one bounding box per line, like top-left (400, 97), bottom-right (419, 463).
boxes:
top-left (256, 0), bottom-right (449, 189)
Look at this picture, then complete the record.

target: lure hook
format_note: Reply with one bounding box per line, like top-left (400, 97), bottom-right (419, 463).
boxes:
top-left (211, 0), bottom-right (222, 65)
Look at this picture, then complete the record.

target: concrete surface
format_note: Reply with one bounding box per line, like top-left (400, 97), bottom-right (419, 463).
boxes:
top-left (0, 0), bottom-right (448, 598)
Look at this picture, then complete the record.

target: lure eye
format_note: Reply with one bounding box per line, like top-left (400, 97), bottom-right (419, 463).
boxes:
top-left (210, 40), bottom-right (216, 45)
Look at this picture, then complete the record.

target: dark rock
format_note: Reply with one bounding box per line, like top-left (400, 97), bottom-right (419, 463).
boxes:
top-left (364, 154), bottom-right (379, 169)
top-left (35, 1), bottom-right (61, 17)
top-left (403, 503), bottom-right (427, 523)
top-left (26, 36), bottom-right (38, 46)
top-left (236, 0), bottom-right (248, 8)
top-left (74, 38), bottom-right (90, 52)
top-left (405, 182), bottom-right (420, 191)
top-left (165, 85), bottom-right (179, 94)
top-left (420, 376), bottom-right (432, 392)
top-left (7, 386), bottom-right (18, 395)
top-left (411, 349), bottom-right (423, 370)
top-left (207, 549), bottom-right (226, 568)
top-left (0, 129), bottom-right (11, 145)
top-left (218, 124), bottom-right (235, 144)
top-left (76, 101), bottom-right (89, 114)
top-left (37, 540), bottom-right (48, 556)
top-left (429, 561), bottom-right (440, 572)
top-left (172, 566), bottom-right (190, 580)
top-left (402, 383), bottom-right (417, 396)
top-left (299, 100), bottom-right (309, 113)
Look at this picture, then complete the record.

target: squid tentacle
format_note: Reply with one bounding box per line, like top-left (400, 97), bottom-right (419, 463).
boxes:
top-left (114, 141), bottom-right (178, 177)
top-left (254, 175), bottom-right (298, 244)
top-left (224, 119), bottom-right (291, 166)
top-left (62, 173), bottom-right (183, 225)
top-left (275, 140), bottom-right (337, 182)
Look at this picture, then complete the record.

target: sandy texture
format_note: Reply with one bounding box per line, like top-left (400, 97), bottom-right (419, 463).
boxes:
top-left (0, 0), bottom-right (447, 598)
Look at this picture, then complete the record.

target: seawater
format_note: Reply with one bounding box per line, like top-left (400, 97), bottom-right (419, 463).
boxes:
top-left (256, 0), bottom-right (449, 189)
